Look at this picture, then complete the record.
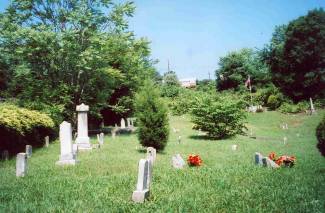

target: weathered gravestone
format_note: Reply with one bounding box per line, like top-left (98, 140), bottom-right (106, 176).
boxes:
top-left (310, 97), bottom-right (316, 115)
top-left (1, 150), bottom-right (9, 161)
top-left (177, 135), bottom-right (182, 144)
top-left (75, 103), bottom-right (92, 150)
top-left (172, 154), bottom-right (186, 169)
top-left (132, 159), bottom-right (151, 203)
top-left (121, 118), bottom-right (126, 129)
top-left (16, 153), bottom-right (27, 177)
top-left (231, 144), bottom-right (238, 151)
top-left (45, 136), bottom-right (50, 147)
top-left (255, 152), bottom-right (263, 165)
top-left (127, 118), bottom-right (131, 127)
top-left (97, 132), bottom-right (104, 146)
top-left (262, 157), bottom-right (280, 169)
top-left (146, 147), bottom-right (156, 164)
top-left (56, 121), bottom-right (77, 165)
top-left (25, 145), bottom-right (32, 158)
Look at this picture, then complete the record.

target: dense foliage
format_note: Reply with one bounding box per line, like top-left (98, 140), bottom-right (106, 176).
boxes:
top-left (161, 71), bottom-right (181, 98)
top-left (0, 0), bottom-right (155, 125)
top-left (135, 80), bottom-right (169, 151)
top-left (190, 94), bottom-right (247, 139)
top-left (216, 48), bottom-right (270, 91)
top-left (0, 104), bottom-right (55, 154)
top-left (265, 9), bottom-right (325, 102)
top-left (316, 116), bottom-right (325, 157)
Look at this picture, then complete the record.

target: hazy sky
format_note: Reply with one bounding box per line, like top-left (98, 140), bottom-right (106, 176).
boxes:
top-left (1, 0), bottom-right (325, 79)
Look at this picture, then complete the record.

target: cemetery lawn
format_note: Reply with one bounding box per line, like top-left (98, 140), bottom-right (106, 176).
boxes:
top-left (1, 111), bottom-right (325, 212)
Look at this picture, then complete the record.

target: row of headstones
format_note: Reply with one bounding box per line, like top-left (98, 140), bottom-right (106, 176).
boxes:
top-left (120, 118), bottom-right (136, 129)
top-left (16, 123), bottom-right (105, 177)
top-left (15, 136), bottom-right (50, 177)
top-left (132, 147), bottom-right (156, 203)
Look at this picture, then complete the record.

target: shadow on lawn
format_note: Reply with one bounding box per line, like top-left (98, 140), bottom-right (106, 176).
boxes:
top-left (189, 135), bottom-right (214, 141)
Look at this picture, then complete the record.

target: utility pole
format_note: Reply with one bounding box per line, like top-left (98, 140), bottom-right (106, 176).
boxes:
top-left (167, 59), bottom-right (170, 72)
top-left (208, 72), bottom-right (211, 80)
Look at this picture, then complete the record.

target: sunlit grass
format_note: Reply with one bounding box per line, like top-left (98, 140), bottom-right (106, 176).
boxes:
top-left (0, 111), bottom-right (324, 212)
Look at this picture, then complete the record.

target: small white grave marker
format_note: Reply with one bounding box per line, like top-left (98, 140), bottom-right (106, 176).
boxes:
top-left (97, 132), bottom-right (104, 146)
top-left (146, 147), bottom-right (156, 164)
top-left (132, 159), bottom-right (151, 203)
top-left (120, 118), bottom-right (126, 129)
top-left (172, 154), bottom-right (186, 169)
top-left (16, 153), bottom-right (27, 177)
top-left (231, 144), bottom-right (238, 151)
top-left (45, 136), bottom-right (50, 147)
top-left (310, 97), bottom-right (316, 115)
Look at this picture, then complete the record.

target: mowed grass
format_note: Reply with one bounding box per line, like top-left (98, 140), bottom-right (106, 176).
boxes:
top-left (0, 111), bottom-right (325, 212)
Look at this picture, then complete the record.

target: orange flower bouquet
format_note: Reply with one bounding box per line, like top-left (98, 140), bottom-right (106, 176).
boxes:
top-left (187, 154), bottom-right (202, 166)
top-left (268, 152), bottom-right (296, 167)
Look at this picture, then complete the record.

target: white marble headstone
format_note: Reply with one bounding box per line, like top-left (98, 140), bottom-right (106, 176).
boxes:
top-left (132, 159), bottom-right (150, 203)
top-left (16, 153), bottom-right (27, 177)
top-left (56, 121), bottom-right (77, 165)
top-left (75, 103), bottom-right (91, 150)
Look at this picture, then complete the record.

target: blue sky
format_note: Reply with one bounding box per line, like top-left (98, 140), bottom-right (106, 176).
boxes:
top-left (1, 1), bottom-right (324, 79)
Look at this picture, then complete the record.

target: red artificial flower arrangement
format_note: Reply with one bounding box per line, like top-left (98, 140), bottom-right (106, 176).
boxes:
top-left (268, 152), bottom-right (296, 167)
top-left (187, 154), bottom-right (202, 166)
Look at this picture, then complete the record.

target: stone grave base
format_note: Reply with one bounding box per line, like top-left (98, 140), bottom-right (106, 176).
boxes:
top-left (76, 143), bottom-right (92, 151)
top-left (132, 189), bottom-right (149, 203)
top-left (56, 159), bottom-right (77, 166)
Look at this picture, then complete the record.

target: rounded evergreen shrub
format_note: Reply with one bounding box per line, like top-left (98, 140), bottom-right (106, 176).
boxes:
top-left (316, 116), bottom-right (325, 157)
top-left (135, 80), bottom-right (169, 151)
top-left (0, 104), bottom-right (55, 155)
top-left (190, 94), bottom-right (247, 139)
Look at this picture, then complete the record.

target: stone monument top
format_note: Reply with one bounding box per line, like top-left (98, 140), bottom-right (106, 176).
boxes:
top-left (76, 103), bottom-right (89, 112)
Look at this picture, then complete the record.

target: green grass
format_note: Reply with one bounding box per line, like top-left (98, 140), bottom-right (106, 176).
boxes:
top-left (1, 111), bottom-right (325, 212)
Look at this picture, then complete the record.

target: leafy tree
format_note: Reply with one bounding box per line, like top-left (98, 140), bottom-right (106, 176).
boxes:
top-left (216, 48), bottom-right (270, 91)
top-left (266, 9), bottom-right (325, 102)
top-left (0, 0), bottom-right (155, 124)
top-left (135, 80), bottom-right (169, 151)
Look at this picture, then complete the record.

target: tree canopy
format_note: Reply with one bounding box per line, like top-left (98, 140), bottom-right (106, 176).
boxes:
top-left (215, 48), bottom-right (270, 91)
top-left (266, 9), bottom-right (325, 102)
top-left (0, 0), bottom-right (156, 124)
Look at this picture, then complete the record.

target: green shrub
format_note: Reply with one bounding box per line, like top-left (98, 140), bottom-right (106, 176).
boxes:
top-left (135, 80), bottom-right (169, 151)
top-left (316, 116), bottom-right (325, 157)
top-left (267, 94), bottom-right (282, 110)
top-left (278, 101), bottom-right (310, 114)
top-left (279, 102), bottom-right (299, 113)
top-left (0, 104), bottom-right (55, 155)
top-left (190, 94), bottom-right (247, 139)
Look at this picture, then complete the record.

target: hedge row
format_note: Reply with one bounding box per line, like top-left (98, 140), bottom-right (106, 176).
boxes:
top-left (0, 104), bottom-right (55, 156)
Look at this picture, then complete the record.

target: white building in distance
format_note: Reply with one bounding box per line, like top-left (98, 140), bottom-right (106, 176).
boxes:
top-left (179, 78), bottom-right (196, 88)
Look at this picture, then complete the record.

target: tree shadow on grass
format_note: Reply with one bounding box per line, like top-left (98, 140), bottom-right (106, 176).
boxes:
top-left (189, 135), bottom-right (215, 141)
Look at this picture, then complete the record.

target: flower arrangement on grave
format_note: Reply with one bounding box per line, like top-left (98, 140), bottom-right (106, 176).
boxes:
top-left (268, 152), bottom-right (296, 167)
top-left (187, 154), bottom-right (202, 166)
